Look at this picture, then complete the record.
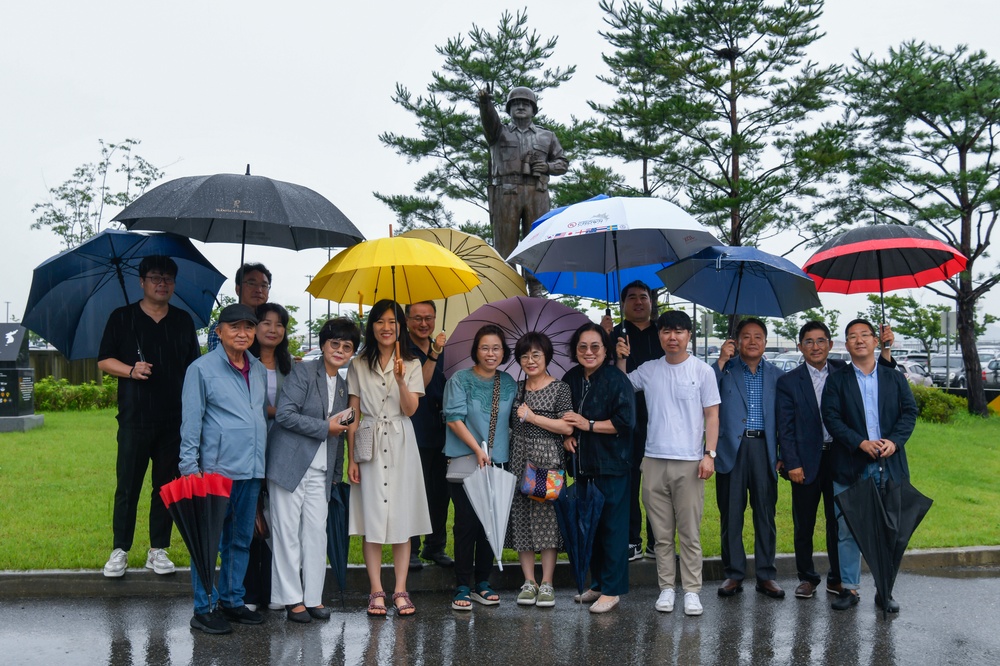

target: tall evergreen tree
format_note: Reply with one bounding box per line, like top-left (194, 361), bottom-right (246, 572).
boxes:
top-left (835, 42), bottom-right (1000, 415)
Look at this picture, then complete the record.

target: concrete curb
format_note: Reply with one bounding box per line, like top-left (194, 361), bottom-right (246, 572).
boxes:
top-left (2, 546), bottom-right (997, 600)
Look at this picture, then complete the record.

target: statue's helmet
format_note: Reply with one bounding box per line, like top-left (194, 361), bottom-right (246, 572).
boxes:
top-left (505, 87), bottom-right (538, 114)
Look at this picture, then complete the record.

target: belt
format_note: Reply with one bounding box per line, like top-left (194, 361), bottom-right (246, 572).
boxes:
top-left (822, 440), bottom-right (833, 451)
top-left (743, 429), bottom-right (765, 439)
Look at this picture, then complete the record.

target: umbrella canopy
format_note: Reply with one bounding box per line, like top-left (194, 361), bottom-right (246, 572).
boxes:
top-left (530, 264), bottom-right (668, 303)
top-left (554, 455), bottom-right (606, 594)
top-left (462, 444), bottom-right (517, 571)
top-left (306, 236), bottom-right (481, 307)
top-left (802, 224), bottom-right (966, 332)
top-left (113, 167), bottom-right (366, 268)
top-left (22, 230), bottom-right (226, 360)
top-left (834, 473), bottom-right (933, 619)
top-left (159, 473), bottom-right (233, 602)
top-left (325, 482), bottom-right (350, 606)
top-left (399, 228), bottom-right (527, 333)
top-left (440, 296), bottom-right (591, 380)
top-left (656, 245), bottom-right (821, 324)
top-left (507, 196), bottom-right (719, 275)
top-left (528, 193), bottom-right (610, 231)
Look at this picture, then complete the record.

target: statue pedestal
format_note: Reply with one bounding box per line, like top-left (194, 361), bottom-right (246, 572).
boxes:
top-left (0, 414), bottom-right (45, 433)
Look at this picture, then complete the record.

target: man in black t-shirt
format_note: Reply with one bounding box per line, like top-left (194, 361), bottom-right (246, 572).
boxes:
top-left (97, 256), bottom-right (200, 578)
top-left (605, 281), bottom-right (664, 561)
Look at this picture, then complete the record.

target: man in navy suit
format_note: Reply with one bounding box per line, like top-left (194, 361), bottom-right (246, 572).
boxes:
top-left (776, 321), bottom-right (898, 600)
top-left (822, 318), bottom-right (917, 613)
top-left (714, 317), bottom-right (784, 599)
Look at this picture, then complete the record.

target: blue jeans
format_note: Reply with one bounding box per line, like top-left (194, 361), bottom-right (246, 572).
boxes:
top-left (191, 478), bottom-right (260, 614)
top-left (832, 462), bottom-right (880, 590)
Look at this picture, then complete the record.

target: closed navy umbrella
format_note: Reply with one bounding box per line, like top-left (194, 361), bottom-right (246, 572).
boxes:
top-left (554, 454), bottom-right (606, 595)
top-left (22, 230), bottom-right (225, 360)
top-left (325, 482), bottom-right (350, 607)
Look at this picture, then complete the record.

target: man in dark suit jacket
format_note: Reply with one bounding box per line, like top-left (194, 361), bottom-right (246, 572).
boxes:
top-left (822, 319), bottom-right (917, 613)
top-left (714, 318), bottom-right (784, 599)
top-left (776, 321), bottom-right (898, 600)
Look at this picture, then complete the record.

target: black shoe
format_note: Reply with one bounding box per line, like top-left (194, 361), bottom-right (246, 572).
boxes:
top-left (221, 604), bottom-right (264, 625)
top-left (627, 543), bottom-right (643, 562)
top-left (874, 593), bottom-right (900, 613)
top-left (831, 590), bottom-right (860, 611)
top-left (306, 606), bottom-right (331, 620)
top-left (409, 554), bottom-right (424, 571)
top-left (286, 604), bottom-right (312, 624)
top-left (421, 550), bottom-right (455, 567)
top-left (190, 611), bottom-right (233, 634)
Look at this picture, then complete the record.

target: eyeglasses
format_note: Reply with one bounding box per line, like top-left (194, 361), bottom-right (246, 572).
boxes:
top-left (408, 315), bottom-right (436, 324)
top-left (519, 352), bottom-right (544, 363)
top-left (325, 340), bottom-right (354, 353)
top-left (846, 332), bottom-right (875, 342)
top-left (478, 345), bottom-right (503, 355)
top-left (243, 279), bottom-right (270, 291)
top-left (576, 343), bottom-right (604, 354)
top-left (143, 275), bottom-right (175, 285)
top-left (801, 338), bottom-right (830, 348)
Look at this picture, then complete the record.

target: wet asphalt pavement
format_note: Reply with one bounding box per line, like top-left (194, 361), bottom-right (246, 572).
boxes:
top-left (1, 568), bottom-right (998, 665)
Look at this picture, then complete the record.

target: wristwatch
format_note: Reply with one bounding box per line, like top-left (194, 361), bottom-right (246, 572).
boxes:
top-left (705, 450), bottom-right (717, 459)
top-left (588, 419), bottom-right (595, 432)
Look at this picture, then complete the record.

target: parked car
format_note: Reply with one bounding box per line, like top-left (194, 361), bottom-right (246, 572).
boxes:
top-left (986, 359), bottom-right (1000, 390)
top-left (929, 354), bottom-right (964, 387)
top-left (898, 361), bottom-right (933, 387)
top-left (771, 358), bottom-right (799, 373)
top-left (826, 350), bottom-right (852, 363)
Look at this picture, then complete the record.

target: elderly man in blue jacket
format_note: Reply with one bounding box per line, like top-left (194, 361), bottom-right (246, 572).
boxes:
top-left (180, 304), bottom-right (268, 634)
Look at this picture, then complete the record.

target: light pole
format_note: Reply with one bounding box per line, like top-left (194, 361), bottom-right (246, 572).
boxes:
top-left (326, 248), bottom-right (332, 319)
top-left (306, 275), bottom-right (314, 351)
top-left (4, 301), bottom-right (9, 322)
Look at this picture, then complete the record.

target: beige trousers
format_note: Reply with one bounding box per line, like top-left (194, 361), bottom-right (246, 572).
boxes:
top-left (641, 457), bottom-right (705, 593)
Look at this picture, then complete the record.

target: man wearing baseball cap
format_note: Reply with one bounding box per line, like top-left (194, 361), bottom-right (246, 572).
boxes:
top-left (180, 303), bottom-right (268, 634)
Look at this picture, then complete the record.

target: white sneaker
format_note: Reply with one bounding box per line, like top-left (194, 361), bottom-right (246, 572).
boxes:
top-left (267, 603), bottom-right (284, 611)
top-left (245, 604), bottom-right (257, 612)
top-left (103, 548), bottom-right (128, 577)
top-left (655, 588), bottom-right (675, 612)
top-left (145, 548), bottom-right (175, 575)
top-left (684, 592), bottom-right (703, 616)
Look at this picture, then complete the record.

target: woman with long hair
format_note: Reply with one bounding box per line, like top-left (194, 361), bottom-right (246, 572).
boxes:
top-left (266, 317), bottom-right (358, 622)
top-left (561, 322), bottom-right (636, 614)
top-left (442, 324), bottom-right (517, 611)
top-left (506, 332), bottom-right (574, 608)
top-left (346, 299), bottom-right (430, 617)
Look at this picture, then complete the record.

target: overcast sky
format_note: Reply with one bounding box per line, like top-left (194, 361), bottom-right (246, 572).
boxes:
top-left (5, 0), bottom-right (998, 342)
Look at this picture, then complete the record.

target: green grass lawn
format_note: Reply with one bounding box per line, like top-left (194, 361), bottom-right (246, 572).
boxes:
top-left (1, 409), bottom-right (997, 570)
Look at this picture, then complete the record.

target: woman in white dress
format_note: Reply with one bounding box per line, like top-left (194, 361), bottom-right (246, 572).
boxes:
top-left (347, 299), bottom-right (431, 616)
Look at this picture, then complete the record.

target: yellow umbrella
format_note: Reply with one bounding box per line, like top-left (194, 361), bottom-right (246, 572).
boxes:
top-left (400, 228), bottom-right (527, 333)
top-left (307, 235), bottom-right (481, 307)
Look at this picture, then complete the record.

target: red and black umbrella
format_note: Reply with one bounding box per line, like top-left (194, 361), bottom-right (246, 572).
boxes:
top-left (159, 473), bottom-right (232, 600)
top-left (803, 225), bottom-right (966, 337)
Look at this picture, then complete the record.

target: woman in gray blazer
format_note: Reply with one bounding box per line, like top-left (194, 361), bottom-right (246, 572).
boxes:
top-left (266, 318), bottom-right (360, 623)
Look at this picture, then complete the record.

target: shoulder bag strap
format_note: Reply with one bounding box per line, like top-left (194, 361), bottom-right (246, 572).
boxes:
top-left (488, 373), bottom-right (501, 449)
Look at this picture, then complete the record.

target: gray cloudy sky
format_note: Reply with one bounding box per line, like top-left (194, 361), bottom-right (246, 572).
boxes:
top-left (4, 0), bottom-right (997, 340)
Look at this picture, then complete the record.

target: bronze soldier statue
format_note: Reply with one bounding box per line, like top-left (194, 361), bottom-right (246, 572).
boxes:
top-left (478, 87), bottom-right (568, 263)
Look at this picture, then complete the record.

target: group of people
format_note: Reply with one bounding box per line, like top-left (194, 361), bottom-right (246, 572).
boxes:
top-left (98, 260), bottom-right (918, 635)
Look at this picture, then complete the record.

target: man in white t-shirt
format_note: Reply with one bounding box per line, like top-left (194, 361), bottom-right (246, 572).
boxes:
top-left (616, 310), bottom-right (720, 616)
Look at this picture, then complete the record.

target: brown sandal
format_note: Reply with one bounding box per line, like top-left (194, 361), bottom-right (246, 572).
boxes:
top-left (367, 591), bottom-right (387, 617)
top-left (392, 591), bottom-right (416, 616)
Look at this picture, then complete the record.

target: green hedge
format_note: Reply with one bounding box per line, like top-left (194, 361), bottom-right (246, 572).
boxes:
top-left (34, 375), bottom-right (117, 411)
top-left (910, 384), bottom-right (967, 423)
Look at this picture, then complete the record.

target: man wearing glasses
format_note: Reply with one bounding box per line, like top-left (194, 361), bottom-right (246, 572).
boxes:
top-left (97, 256), bottom-right (200, 578)
top-left (777, 321), bottom-right (897, 600)
top-left (822, 319), bottom-right (914, 613)
top-left (207, 263), bottom-right (272, 351)
top-left (404, 301), bottom-right (454, 569)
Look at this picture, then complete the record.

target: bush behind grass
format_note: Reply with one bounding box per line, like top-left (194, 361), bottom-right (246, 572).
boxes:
top-left (1, 409), bottom-right (998, 570)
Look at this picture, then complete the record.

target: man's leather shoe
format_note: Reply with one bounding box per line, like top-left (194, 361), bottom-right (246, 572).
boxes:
top-left (718, 578), bottom-right (743, 597)
top-left (755, 580), bottom-right (786, 599)
top-left (874, 593), bottom-right (900, 613)
top-left (826, 581), bottom-right (844, 595)
top-left (421, 550), bottom-right (454, 567)
top-left (794, 581), bottom-right (817, 598)
top-left (831, 590), bottom-right (860, 610)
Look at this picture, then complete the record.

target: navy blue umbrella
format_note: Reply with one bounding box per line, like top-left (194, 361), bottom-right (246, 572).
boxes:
top-left (22, 230), bottom-right (225, 359)
top-left (326, 481), bottom-right (351, 606)
top-left (656, 245), bottom-right (821, 336)
top-left (554, 454), bottom-right (606, 595)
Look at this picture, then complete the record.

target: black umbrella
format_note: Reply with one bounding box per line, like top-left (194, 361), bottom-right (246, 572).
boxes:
top-left (113, 166), bottom-right (366, 269)
top-left (159, 473), bottom-right (233, 602)
top-left (325, 482), bottom-right (350, 607)
top-left (554, 454), bottom-right (606, 595)
top-left (834, 470), bottom-right (933, 618)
